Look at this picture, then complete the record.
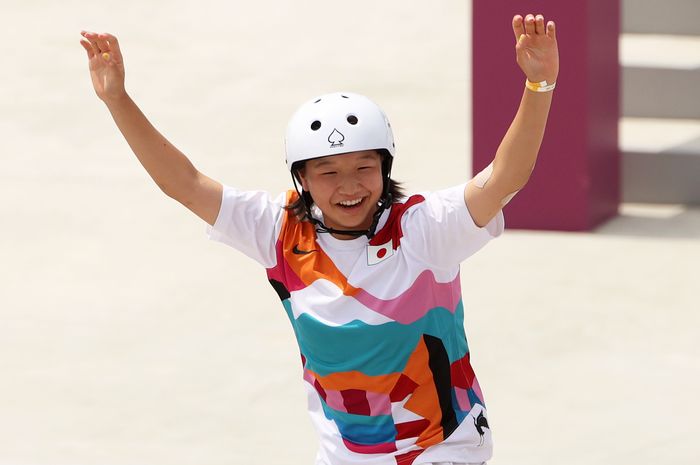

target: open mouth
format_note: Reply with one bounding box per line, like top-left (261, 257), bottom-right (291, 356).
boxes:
top-left (336, 197), bottom-right (365, 210)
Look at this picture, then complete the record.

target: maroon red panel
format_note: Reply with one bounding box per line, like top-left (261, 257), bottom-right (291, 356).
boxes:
top-left (341, 388), bottom-right (372, 416)
top-left (472, 0), bottom-right (620, 230)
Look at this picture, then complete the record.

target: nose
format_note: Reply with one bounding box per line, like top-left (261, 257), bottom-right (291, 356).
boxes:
top-left (337, 172), bottom-right (362, 195)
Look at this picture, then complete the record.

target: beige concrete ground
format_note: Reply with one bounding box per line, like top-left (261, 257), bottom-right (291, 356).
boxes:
top-left (1, 1), bottom-right (698, 464)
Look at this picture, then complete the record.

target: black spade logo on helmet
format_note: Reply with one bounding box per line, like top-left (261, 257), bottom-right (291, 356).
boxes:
top-left (328, 129), bottom-right (345, 148)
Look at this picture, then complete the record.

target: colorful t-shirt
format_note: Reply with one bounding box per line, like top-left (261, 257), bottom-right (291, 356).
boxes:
top-left (207, 183), bottom-right (504, 465)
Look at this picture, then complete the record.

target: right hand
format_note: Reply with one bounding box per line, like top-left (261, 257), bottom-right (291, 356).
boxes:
top-left (80, 31), bottom-right (127, 103)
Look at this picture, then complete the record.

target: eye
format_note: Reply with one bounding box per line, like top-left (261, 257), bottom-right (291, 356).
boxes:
top-left (311, 121), bottom-right (322, 131)
top-left (321, 171), bottom-right (337, 176)
top-left (347, 115), bottom-right (358, 125)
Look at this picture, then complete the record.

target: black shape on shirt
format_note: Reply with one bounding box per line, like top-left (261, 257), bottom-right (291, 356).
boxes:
top-left (268, 279), bottom-right (290, 301)
top-left (423, 334), bottom-right (458, 439)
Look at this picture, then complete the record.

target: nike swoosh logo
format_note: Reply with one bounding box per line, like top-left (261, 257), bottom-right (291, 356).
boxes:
top-left (292, 244), bottom-right (317, 255)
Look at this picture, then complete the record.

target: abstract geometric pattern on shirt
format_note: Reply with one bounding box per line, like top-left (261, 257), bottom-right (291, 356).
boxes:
top-left (265, 191), bottom-right (490, 465)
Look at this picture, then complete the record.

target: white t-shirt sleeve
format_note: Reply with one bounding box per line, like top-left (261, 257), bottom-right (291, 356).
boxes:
top-left (205, 186), bottom-right (285, 268)
top-left (402, 183), bottom-right (504, 269)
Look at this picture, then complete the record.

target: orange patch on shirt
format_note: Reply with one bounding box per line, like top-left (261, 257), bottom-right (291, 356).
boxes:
top-left (308, 369), bottom-right (400, 395)
top-left (281, 191), bottom-right (361, 297)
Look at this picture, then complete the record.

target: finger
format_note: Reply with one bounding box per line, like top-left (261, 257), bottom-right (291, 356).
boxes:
top-left (95, 36), bottom-right (109, 53)
top-left (81, 32), bottom-right (101, 54)
top-left (524, 14), bottom-right (536, 35)
top-left (546, 20), bottom-right (557, 40)
top-left (535, 14), bottom-right (545, 35)
top-left (84, 30), bottom-right (108, 53)
top-left (80, 39), bottom-right (96, 59)
top-left (512, 15), bottom-right (525, 43)
top-left (98, 32), bottom-right (123, 60)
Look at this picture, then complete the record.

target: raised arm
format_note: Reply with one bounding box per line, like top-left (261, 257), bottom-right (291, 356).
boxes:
top-left (80, 31), bottom-right (223, 226)
top-left (465, 14), bottom-right (560, 227)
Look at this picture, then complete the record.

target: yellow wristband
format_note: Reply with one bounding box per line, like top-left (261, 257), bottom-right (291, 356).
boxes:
top-left (526, 79), bottom-right (556, 93)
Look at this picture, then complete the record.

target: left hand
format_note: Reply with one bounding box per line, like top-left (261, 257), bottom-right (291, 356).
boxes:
top-left (513, 14), bottom-right (559, 84)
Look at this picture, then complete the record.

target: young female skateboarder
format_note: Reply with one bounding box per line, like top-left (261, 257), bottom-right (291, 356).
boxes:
top-left (80, 13), bottom-right (559, 464)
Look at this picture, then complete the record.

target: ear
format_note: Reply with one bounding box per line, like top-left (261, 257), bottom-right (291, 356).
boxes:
top-left (296, 167), bottom-right (310, 191)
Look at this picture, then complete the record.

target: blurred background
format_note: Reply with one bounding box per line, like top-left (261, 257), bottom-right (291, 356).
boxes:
top-left (620, 0), bottom-right (700, 205)
top-left (0, 1), bottom-right (697, 464)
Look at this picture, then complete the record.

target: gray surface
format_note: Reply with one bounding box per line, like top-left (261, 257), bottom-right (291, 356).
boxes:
top-left (622, 67), bottom-right (700, 119)
top-left (620, 11), bottom-right (700, 204)
top-left (623, 150), bottom-right (700, 204)
top-left (620, 118), bottom-right (700, 204)
top-left (623, 0), bottom-right (700, 35)
top-left (1, 1), bottom-right (699, 465)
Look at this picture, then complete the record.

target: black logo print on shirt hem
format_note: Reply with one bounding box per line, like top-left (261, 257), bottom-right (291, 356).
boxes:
top-left (293, 244), bottom-right (317, 255)
top-left (473, 410), bottom-right (490, 447)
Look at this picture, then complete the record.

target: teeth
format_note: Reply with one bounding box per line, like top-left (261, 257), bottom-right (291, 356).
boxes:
top-left (339, 198), bottom-right (362, 206)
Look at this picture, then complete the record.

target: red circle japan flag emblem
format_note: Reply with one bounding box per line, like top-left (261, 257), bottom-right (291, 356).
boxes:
top-left (367, 240), bottom-right (394, 266)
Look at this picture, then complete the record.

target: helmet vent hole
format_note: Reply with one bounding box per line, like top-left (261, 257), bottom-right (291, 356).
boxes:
top-left (347, 115), bottom-right (358, 125)
top-left (311, 120), bottom-right (322, 131)
top-left (314, 99), bottom-right (322, 103)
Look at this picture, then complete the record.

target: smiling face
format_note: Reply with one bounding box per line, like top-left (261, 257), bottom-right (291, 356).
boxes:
top-left (297, 150), bottom-right (384, 238)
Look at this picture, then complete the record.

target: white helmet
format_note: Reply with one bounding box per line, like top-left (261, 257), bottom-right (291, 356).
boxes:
top-left (285, 92), bottom-right (395, 170)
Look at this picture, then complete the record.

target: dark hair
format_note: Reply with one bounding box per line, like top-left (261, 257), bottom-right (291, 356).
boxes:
top-left (284, 151), bottom-right (405, 222)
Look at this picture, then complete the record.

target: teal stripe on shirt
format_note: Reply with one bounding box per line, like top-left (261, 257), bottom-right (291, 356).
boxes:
top-left (282, 299), bottom-right (470, 377)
